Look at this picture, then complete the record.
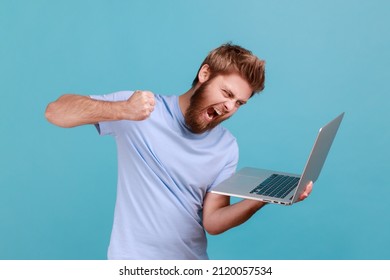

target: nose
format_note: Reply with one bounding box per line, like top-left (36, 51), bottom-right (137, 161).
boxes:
top-left (223, 100), bottom-right (236, 112)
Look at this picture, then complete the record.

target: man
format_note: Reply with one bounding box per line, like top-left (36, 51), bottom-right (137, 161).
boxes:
top-left (45, 43), bottom-right (312, 260)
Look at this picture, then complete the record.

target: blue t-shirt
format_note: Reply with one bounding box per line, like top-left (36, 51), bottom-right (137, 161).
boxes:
top-left (90, 91), bottom-right (238, 259)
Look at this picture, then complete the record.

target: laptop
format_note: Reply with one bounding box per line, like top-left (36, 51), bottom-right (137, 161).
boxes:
top-left (211, 112), bottom-right (344, 205)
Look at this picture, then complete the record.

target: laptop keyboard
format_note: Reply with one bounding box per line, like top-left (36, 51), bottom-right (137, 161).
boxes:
top-left (250, 174), bottom-right (300, 198)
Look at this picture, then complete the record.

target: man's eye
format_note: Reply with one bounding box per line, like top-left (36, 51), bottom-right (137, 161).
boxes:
top-left (222, 89), bottom-right (233, 98)
top-left (223, 91), bottom-right (229, 97)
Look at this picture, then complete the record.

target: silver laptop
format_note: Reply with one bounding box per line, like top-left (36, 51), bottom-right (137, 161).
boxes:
top-left (211, 112), bottom-right (344, 205)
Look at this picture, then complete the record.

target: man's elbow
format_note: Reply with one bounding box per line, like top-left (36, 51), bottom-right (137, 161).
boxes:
top-left (203, 221), bottom-right (227, 235)
top-left (45, 100), bottom-right (70, 128)
top-left (45, 102), bottom-right (55, 122)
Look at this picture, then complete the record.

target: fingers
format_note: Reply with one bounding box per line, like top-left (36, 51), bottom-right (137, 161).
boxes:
top-left (298, 181), bottom-right (313, 202)
top-left (136, 90), bottom-right (155, 112)
top-left (126, 90), bottom-right (156, 120)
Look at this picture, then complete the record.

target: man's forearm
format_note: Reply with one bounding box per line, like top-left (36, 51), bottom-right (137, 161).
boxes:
top-left (213, 200), bottom-right (266, 234)
top-left (203, 193), bottom-right (267, 235)
top-left (45, 94), bottom-right (122, 128)
top-left (45, 91), bottom-right (155, 128)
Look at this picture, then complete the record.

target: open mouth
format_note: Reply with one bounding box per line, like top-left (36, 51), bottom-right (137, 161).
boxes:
top-left (206, 106), bottom-right (222, 120)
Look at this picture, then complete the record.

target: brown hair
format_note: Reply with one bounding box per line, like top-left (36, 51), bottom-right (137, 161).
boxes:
top-left (192, 43), bottom-right (266, 96)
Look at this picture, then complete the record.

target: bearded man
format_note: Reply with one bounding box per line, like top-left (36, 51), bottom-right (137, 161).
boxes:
top-left (45, 43), bottom-right (312, 260)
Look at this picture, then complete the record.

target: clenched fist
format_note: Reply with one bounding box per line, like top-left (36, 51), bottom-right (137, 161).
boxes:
top-left (121, 90), bottom-right (155, 121)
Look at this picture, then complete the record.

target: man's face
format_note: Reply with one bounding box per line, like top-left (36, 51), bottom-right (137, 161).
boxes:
top-left (185, 72), bottom-right (252, 134)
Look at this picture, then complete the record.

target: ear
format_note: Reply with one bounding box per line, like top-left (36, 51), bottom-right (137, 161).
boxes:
top-left (198, 64), bottom-right (211, 84)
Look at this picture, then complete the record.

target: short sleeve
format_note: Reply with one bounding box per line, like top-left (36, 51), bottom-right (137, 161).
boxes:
top-left (208, 138), bottom-right (239, 191)
top-left (89, 91), bottom-right (134, 136)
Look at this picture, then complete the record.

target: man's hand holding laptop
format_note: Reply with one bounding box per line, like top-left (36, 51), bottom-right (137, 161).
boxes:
top-left (298, 181), bottom-right (313, 202)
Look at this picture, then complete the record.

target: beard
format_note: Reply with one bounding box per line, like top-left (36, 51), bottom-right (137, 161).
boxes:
top-left (184, 80), bottom-right (230, 134)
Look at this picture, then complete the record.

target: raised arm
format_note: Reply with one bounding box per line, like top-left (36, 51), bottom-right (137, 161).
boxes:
top-left (202, 181), bottom-right (313, 235)
top-left (45, 91), bottom-right (155, 128)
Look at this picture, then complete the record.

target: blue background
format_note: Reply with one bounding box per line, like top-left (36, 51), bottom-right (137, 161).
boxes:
top-left (1, 0), bottom-right (389, 260)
